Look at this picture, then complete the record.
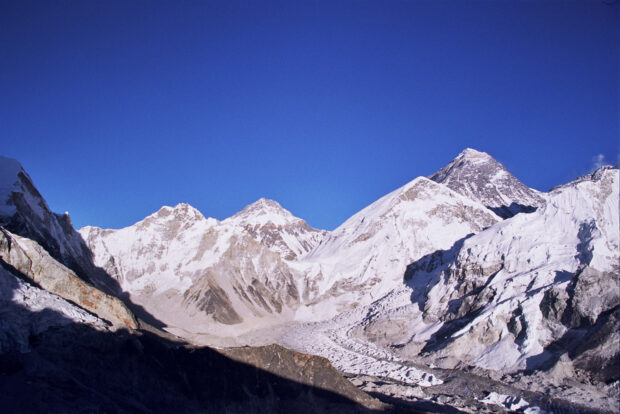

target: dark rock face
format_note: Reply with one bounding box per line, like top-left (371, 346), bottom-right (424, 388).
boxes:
top-left (0, 165), bottom-right (121, 294)
top-left (429, 148), bottom-right (545, 218)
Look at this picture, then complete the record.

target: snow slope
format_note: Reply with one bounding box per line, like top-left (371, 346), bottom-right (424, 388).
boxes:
top-left (295, 176), bottom-right (500, 319)
top-left (356, 167), bottom-right (618, 378)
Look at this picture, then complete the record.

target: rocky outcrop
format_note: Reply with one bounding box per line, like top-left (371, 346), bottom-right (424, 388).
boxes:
top-left (0, 227), bottom-right (137, 329)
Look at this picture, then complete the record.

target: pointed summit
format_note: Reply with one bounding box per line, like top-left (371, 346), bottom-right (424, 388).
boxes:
top-left (457, 148), bottom-right (493, 162)
top-left (164, 203), bottom-right (205, 219)
top-left (228, 198), bottom-right (297, 228)
top-left (429, 148), bottom-right (545, 218)
top-left (225, 198), bottom-right (326, 260)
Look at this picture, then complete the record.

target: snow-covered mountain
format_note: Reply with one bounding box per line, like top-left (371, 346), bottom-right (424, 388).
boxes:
top-left (223, 198), bottom-right (327, 260)
top-left (80, 159), bottom-right (504, 336)
top-left (296, 176), bottom-right (500, 319)
top-left (355, 166), bottom-right (618, 386)
top-left (0, 156), bottom-right (385, 413)
top-left (429, 148), bottom-right (545, 218)
top-left (2, 150), bottom-right (618, 412)
top-left (80, 202), bottom-right (316, 337)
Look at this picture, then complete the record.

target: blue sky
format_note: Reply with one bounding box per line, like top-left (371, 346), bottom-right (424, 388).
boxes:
top-left (1, 0), bottom-right (618, 230)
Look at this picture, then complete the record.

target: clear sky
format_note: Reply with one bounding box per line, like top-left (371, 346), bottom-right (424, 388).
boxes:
top-left (2, 0), bottom-right (618, 230)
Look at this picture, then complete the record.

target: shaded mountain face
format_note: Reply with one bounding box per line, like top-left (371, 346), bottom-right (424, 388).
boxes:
top-left (0, 261), bottom-right (387, 413)
top-left (0, 156), bottom-right (118, 293)
top-left (358, 167), bottom-right (619, 384)
top-left (429, 148), bottom-right (546, 218)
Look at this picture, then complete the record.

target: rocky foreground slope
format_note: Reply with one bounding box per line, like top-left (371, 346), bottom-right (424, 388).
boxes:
top-left (0, 267), bottom-right (387, 413)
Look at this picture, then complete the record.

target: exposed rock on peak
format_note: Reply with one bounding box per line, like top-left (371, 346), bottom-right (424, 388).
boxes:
top-left (228, 198), bottom-right (297, 227)
top-left (429, 148), bottom-right (545, 218)
top-left (225, 198), bottom-right (327, 261)
top-left (151, 203), bottom-right (209, 223)
top-left (458, 147), bottom-right (493, 161)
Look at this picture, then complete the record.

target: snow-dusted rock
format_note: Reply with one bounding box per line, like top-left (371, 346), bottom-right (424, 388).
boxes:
top-left (429, 148), bottom-right (545, 218)
top-left (224, 198), bottom-right (327, 260)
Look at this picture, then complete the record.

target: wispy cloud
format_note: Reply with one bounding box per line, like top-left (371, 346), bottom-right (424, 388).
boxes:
top-left (591, 153), bottom-right (606, 171)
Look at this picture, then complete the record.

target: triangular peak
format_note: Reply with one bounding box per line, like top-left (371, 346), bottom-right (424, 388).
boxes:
top-left (140, 202), bottom-right (208, 225)
top-left (226, 197), bottom-right (299, 227)
top-left (429, 148), bottom-right (545, 218)
top-left (244, 197), bottom-right (289, 212)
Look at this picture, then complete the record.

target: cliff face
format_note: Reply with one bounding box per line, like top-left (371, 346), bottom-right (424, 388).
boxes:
top-left (0, 156), bottom-right (116, 293)
top-left (0, 227), bottom-right (138, 329)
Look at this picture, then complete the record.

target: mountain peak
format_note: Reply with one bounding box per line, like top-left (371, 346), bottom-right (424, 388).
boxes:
top-left (154, 203), bottom-right (206, 222)
top-left (429, 149), bottom-right (545, 218)
top-left (458, 148), bottom-right (491, 159)
top-left (227, 197), bottom-right (297, 227)
top-left (1, 156), bottom-right (42, 220)
top-left (251, 197), bottom-right (287, 210)
top-left (1, 156), bottom-right (27, 214)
